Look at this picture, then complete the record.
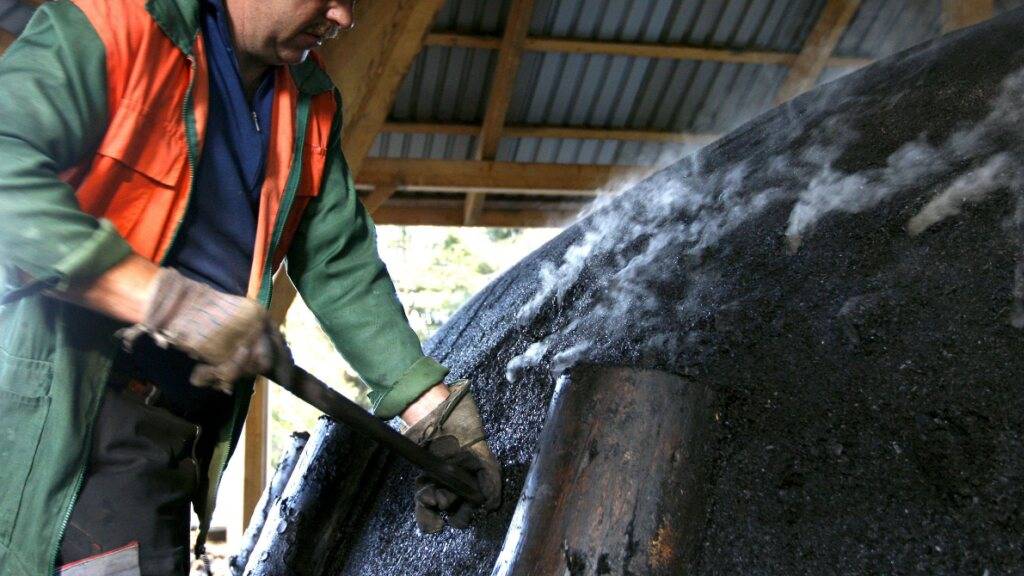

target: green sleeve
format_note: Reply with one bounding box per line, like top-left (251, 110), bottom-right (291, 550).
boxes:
top-left (287, 97), bottom-right (448, 419)
top-left (0, 1), bottom-right (132, 294)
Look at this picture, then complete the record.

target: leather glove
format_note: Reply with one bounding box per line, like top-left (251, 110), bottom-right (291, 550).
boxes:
top-left (403, 379), bottom-right (502, 534)
top-left (120, 267), bottom-right (290, 393)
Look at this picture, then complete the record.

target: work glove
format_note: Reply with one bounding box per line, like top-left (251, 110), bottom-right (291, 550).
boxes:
top-left (403, 380), bottom-right (502, 534)
top-left (120, 267), bottom-right (290, 394)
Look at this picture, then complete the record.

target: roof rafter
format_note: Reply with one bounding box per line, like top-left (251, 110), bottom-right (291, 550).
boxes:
top-left (423, 32), bottom-right (872, 69)
top-left (775, 0), bottom-right (862, 104)
top-left (382, 121), bottom-right (720, 145)
top-left (374, 203), bottom-right (581, 228)
top-left (465, 0), bottom-right (536, 226)
top-left (358, 159), bottom-right (654, 194)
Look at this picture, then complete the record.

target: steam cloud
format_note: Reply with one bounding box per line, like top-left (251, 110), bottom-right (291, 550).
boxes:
top-left (505, 66), bottom-right (1024, 383)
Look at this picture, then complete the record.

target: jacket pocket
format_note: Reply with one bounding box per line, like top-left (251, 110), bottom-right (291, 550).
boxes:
top-left (97, 99), bottom-right (187, 188)
top-left (0, 352), bottom-right (52, 545)
top-left (74, 100), bottom-right (188, 239)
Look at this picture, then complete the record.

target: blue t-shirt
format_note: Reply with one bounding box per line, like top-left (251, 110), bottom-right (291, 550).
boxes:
top-left (119, 0), bottom-right (276, 423)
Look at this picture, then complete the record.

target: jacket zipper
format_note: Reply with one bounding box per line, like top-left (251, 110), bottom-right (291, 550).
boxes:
top-left (160, 48), bottom-right (200, 267)
top-left (48, 455), bottom-right (88, 575)
top-left (256, 95), bottom-right (311, 305)
top-left (197, 94), bottom-right (313, 557)
top-left (47, 349), bottom-right (119, 575)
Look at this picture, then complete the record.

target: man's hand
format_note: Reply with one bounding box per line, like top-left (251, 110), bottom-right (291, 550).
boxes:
top-left (121, 267), bottom-right (290, 393)
top-left (402, 380), bottom-right (502, 533)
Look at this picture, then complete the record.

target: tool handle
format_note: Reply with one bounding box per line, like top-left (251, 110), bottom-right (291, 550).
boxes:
top-left (274, 364), bottom-right (486, 506)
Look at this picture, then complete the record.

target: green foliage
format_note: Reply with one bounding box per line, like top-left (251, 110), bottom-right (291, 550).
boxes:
top-left (486, 227), bottom-right (522, 241)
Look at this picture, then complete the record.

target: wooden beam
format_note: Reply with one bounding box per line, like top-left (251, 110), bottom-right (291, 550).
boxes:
top-left (504, 125), bottom-right (717, 145)
top-left (775, 0), bottom-right (861, 104)
top-left (423, 32), bottom-right (871, 69)
top-left (0, 29), bottom-right (16, 56)
top-left (374, 203), bottom-right (582, 228)
top-left (466, 0), bottom-right (536, 225)
top-left (382, 121), bottom-right (720, 145)
top-left (474, 0), bottom-right (534, 160)
top-left (942, 0), bottom-right (994, 32)
top-left (319, 0), bottom-right (446, 177)
top-left (526, 36), bottom-right (795, 65)
top-left (361, 185), bottom-right (397, 214)
top-left (358, 159), bottom-right (655, 194)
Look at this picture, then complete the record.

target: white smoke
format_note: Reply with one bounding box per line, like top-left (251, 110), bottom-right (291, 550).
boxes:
top-left (787, 68), bottom-right (1024, 245)
top-left (907, 153), bottom-right (1014, 235)
top-left (505, 66), bottom-right (1024, 382)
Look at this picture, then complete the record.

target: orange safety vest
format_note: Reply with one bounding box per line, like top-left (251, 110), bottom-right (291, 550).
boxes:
top-left (64, 0), bottom-right (336, 298)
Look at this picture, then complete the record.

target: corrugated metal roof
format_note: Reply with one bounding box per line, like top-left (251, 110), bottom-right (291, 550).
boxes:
top-left (526, 0), bottom-right (824, 51)
top-left (390, 45), bottom-right (496, 124)
top-left (433, 0), bottom-right (513, 34)
top-left (378, 0), bottom-right (996, 166)
top-left (834, 0), bottom-right (941, 59)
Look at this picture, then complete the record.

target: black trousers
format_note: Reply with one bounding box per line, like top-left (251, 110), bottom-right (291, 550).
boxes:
top-left (57, 385), bottom-right (201, 575)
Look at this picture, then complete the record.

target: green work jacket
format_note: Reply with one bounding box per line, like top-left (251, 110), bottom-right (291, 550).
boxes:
top-left (0, 2), bottom-right (447, 574)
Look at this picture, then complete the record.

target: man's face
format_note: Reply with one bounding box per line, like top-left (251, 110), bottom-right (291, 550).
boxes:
top-left (234, 0), bottom-right (355, 66)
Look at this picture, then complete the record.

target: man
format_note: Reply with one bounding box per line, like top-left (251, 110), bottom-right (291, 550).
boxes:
top-left (0, 1), bottom-right (501, 574)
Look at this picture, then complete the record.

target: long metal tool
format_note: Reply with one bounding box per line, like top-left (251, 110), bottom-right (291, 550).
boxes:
top-left (272, 363), bottom-right (486, 506)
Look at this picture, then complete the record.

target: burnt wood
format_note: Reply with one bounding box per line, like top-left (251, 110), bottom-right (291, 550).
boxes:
top-left (231, 431), bottom-right (308, 576)
top-left (491, 366), bottom-right (715, 576)
top-left (242, 419), bottom-right (390, 575)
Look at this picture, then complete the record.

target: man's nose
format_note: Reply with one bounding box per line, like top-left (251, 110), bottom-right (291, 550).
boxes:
top-left (326, 1), bottom-right (356, 30)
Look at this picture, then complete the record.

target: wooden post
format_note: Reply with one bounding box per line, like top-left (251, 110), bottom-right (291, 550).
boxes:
top-left (241, 269), bottom-right (301, 529)
top-left (241, 380), bottom-right (269, 531)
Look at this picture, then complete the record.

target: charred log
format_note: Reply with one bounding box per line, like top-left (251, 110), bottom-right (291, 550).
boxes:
top-left (242, 419), bottom-right (391, 575)
top-left (491, 366), bottom-right (715, 576)
top-left (231, 431), bottom-right (309, 575)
